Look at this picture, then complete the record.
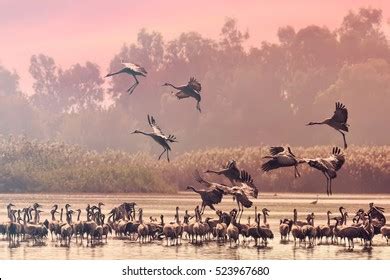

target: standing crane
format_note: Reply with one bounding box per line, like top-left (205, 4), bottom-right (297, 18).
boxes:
top-left (205, 160), bottom-right (241, 185)
top-left (305, 147), bottom-right (345, 196)
top-left (131, 115), bottom-right (177, 162)
top-left (105, 61), bottom-right (147, 95)
top-left (307, 102), bottom-right (349, 149)
top-left (261, 146), bottom-right (306, 178)
top-left (162, 77), bottom-right (202, 112)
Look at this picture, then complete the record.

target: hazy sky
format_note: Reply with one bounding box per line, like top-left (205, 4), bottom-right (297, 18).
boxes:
top-left (1, 0), bottom-right (389, 93)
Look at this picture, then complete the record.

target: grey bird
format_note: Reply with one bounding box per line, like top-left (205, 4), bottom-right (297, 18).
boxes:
top-left (187, 170), bottom-right (225, 214)
top-left (205, 160), bottom-right (241, 185)
top-left (307, 102), bottom-right (349, 149)
top-left (131, 115), bottom-right (177, 162)
top-left (105, 61), bottom-right (147, 95)
top-left (305, 147), bottom-right (345, 196)
top-left (261, 146), bottom-right (306, 178)
top-left (162, 77), bottom-right (202, 112)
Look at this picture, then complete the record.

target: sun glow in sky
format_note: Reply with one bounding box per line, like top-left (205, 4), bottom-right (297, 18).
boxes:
top-left (0, 0), bottom-right (389, 93)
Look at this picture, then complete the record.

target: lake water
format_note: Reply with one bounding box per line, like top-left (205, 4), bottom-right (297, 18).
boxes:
top-left (0, 192), bottom-right (389, 260)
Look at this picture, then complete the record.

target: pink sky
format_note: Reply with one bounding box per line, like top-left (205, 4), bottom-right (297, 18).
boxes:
top-left (1, 0), bottom-right (389, 93)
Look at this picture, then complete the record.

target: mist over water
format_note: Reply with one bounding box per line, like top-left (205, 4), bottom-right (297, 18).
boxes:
top-left (1, 192), bottom-right (389, 260)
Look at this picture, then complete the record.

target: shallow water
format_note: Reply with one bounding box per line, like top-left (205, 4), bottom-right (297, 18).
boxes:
top-left (0, 192), bottom-right (389, 260)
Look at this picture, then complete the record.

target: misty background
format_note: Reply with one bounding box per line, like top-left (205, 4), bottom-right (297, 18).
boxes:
top-left (0, 7), bottom-right (389, 193)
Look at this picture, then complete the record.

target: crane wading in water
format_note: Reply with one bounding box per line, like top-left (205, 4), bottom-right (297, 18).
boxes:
top-left (105, 61), bottom-right (147, 95)
top-left (131, 115), bottom-right (177, 162)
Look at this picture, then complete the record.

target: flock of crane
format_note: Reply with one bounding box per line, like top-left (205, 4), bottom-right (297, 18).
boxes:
top-left (2, 200), bottom-right (390, 250)
top-left (2, 61), bottom-right (378, 256)
top-left (106, 62), bottom-right (349, 196)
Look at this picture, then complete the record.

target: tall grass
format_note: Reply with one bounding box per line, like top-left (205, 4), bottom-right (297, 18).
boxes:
top-left (0, 135), bottom-right (388, 193)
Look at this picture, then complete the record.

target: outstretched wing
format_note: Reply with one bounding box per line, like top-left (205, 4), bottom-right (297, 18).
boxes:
top-left (194, 169), bottom-right (213, 188)
top-left (174, 91), bottom-right (190, 99)
top-left (261, 159), bottom-right (281, 172)
top-left (147, 115), bottom-right (165, 137)
top-left (269, 146), bottom-right (285, 156)
top-left (215, 185), bottom-right (234, 195)
top-left (238, 170), bottom-right (258, 198)
top-left (306, 158), bottom-right (328, 172)
top-left (329, 147), bottom-right (345, 171)
top-left (122, 62), bottom-right (147, 75)
top-left (239, 170), bottom-right (253, 184)
top-left (206, 188), bottom-right (224, 204)
top-left (166, 134), bottom-right (177, 143)
top-left (235, 191), bottom-right (253, 208)
top-left (187, 77), bottom-right (202, 92)
top-left (330, 102), bottom-right (348, 124)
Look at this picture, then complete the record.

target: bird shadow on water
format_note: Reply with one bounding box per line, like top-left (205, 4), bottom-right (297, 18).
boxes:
top-left (8, 242), bottom-right (20, 249)
top-left (335, 247), bottom-right (373, 259)
top-left (28, 241), bottom-right (47, 247)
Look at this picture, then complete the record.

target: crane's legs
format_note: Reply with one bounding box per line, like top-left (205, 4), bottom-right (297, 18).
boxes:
top-left (236, 201), bottom-right (243, 223)
top-left (127, 75), bottom-right (140, 95)
top-left (166, 149), bottom-right (170, 162)
top-left (323, 172), bottom-right (330, 196)
top-left (329, 178), bottom-right (333, 196)
top-left (338, 130), bottom-right (347, 149)
top-left (294, 166), bottom-right (301, 178)
top-left (200, 204), bottom-right (205, 215)
top-left (158, 148), bottom-right (167, 160)
top-left (196, 101), bottom-right (201, 113)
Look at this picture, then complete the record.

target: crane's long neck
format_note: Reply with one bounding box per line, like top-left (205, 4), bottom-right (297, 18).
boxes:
top-left (188, 186), bottom-right (200, 194)
top-left (23, 211), bottom-right (28, 225)
top-left (6, 206), bottom-right (11, 219)
top-left (51, 210), bottom-right (56, 221)
top-left (308, 120), bottom-right (327, 125)
top-left (176, 208), bottom-right (179, 224)
top-left (165, 83), bottom-right (181, 90)
top-left (254, 207), bottom-right (258, 223)
top-left (205, 169), bottom-right (223, 175)
top-left (106, 69), bottom-right (124, 77)
top-left (137, 131), bottom-right (153, 137)
top-left (77, 210), bottom-right (81, 222)
top-left (67, 212), bottom-right (72, 224)
top-left (263, 211), bottom-right (267, 225)
top-left (160, 215), bottom-right (164, 226)
top-left (34, 209), bottom-right (39, 224)
top-left (327, 212), bottom-right (330, 226)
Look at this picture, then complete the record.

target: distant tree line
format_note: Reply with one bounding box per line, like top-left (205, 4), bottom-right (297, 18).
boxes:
top-left (0, 8), bottom-right (389, 193)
